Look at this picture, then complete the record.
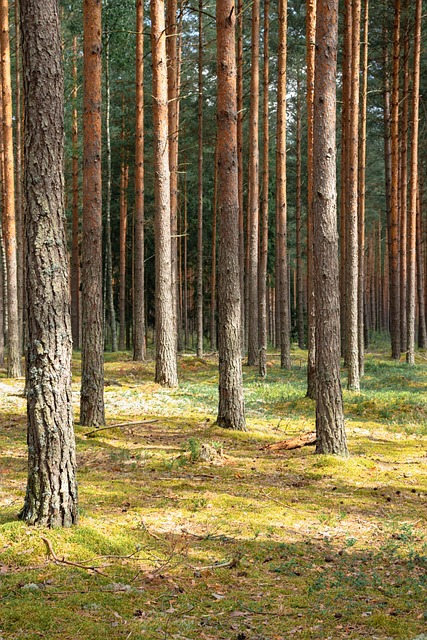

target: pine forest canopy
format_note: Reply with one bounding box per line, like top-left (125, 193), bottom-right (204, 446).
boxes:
top-left (0, 0), bottom-right (423, 525)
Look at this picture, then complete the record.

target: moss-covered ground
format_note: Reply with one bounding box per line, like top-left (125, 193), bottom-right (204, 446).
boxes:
top-left (1, 340), bottom-right (427, 639)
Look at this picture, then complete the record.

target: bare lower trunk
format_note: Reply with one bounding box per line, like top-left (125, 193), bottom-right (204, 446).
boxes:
top-left (196, 0), bottom-right (203, 357)
top-left (71, 36), bottom-right (80, 350)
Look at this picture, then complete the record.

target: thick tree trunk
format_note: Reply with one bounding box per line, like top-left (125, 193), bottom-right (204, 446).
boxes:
top-left (104, 28), bottom-right (117, 352)
top-left (247, 0), bottom-right (260, 366)
top-left (133, 0), bottom-right (145, 361)
top-left (71, 35), bottom-right (80, 350)
top-left (14, 0), bottom-right (23, 351)
top-left (216, 0), bottom-right (245, 431)
top-left (259, 0), bottom-right (269, 378)
top-left (80, 0), bottom-right (105, 426)
top-left (151, 0), bottom-right (178, 387)
top-left (389, 0), bottom-right (401, 359)
top-left (406, 0), bottom-right (421, 365)
top-left (277, 0), bottom-right (290, 370)
top-left (0, 0), bottom-right (21, 378)
top-left (313, 0), bottom-right (348, 456)
top-left (306, 0), bottom-right (316, 398)
top-left (196, 0), bottom-right (203, 357)
top-left (19, 0), bottom-right (78, 527)
top-left (237, 0), bottom-right (245, 354)
top-left (345, 0), bottom-right (361, 391)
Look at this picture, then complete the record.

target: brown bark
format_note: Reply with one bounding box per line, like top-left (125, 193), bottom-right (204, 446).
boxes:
top-left (345, 0), bottom-right (360, 391)
top-left (296, 73), bottom-right (304, 351)
top-left (151, 0), bottom-right (178, 387)
top-left (389, 0), bottom-right (401, 359)
top-left (306, 0), bottom-right (316, 398)
top-left (237, 0), bottom-right (245, 353)
top-left (313, 0), bottom-right (348, 456)
top-left (196, 0), bottom-right (203, 357)
top-left (80, 0), bottom-right (105, 426)
top-left (14, 0), bottom-right (23, 350)
top-left (133, 0), bottom-right (145, 361)
top-left (265, 432), bottom-right (316, 451)
top-left (406, 0), bottom-right (421, 365)
top-left (19, 0), bottom-right (78, 527)
top-left (71, 35), bottom-right (80, 350)
top-left (119, 97), bottom-right (127, 352)
top-left (216, 0), bottom-right (245, 431)
top-left (210, 140), bottom-right (218, 352)
top-left (357, 0), bottom-right (368, 376)
top-left (399, 0), bottom-right (409, 354)
top-left (247, 0), bottom-right (260, 366)
top-left (259, 0), bottom-right (269, 378)
top-left (277, 0), bottom-right (290, 370)
top-left (417, 183), bottom-right (426, 349)
top-left (1, 0), bottom-right (21, 378)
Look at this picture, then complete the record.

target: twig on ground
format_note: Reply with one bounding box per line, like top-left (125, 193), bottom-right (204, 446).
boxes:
top-left (40, 537), bottom-right (107, 576)
top-left (84, 419), bottom-right (159, 438)
top-left (192, 553), bottom-right (242, 572)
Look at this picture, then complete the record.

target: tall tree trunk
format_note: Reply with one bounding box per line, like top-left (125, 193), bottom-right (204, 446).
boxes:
top-left (0, 0), bottom-right (21, 378)
top-left (166, 0), bottom-right (179, 351)
top-left (296, 72), bottom-right (304, 350)
top-left (151, 0), bottom-right (178, 387)
top-left (389, 0), bottom-right (401, 359)
top-left (399, 0), bottom-right (409, 354)
top-left (417, 183), bottom-right (426, 349)
top-left (247, 0), bottom-right (260, 366)
top-left (14, 0), bottom-right (23, 350)
top-left (80, 0), bottom-right (105, 426)
top-left (358, 0), bottom-right (369, 376)
top-left (119, 97), bottom-right (127, 351)
top-left (133, 0), bottom-right (145, 361)
top-left (306, 0), bottom-right (316, 398)
top-left (71, 35), bottom-right (80, 350)
top-left (216, 0), bottom-right (245, 431)
top-left (258, 0), bottom-right (269, 378)
top-left (196, 0), bottom-right (203, 357)
top-left (277, 0), bottom-right (290, 370)
top-left (406, 0), bottom-right (421, 365)
top-left (345, 0), bottom-right (360, 391)
top-left (237, 0), bottom-right (245, 353)
top-left (104, 28), bottom-right (117, 351)
top-left (210, 140), bottom-right (218, 352)
top-left (19, 0), bottom-right (78, 526)
top-left (313, 0), bottom-right (348, 456)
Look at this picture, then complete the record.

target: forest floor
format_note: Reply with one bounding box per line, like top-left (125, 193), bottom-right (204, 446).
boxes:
top-left (1, 337), bottom-right (427, 640)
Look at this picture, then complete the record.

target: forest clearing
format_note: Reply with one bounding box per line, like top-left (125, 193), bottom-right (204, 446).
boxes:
top-left (1, 343), bottom-right (427, 640)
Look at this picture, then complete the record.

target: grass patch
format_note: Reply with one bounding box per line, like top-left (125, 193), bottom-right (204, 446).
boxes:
top-left (1, 344), bottom-right (427, 638)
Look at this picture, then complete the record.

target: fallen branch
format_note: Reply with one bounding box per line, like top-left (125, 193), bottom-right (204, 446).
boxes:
top-left (192, 553), bottom-right (242, 572)
top-left (84, 419), bottom-right (159, 438)
top-left (40, 537), bottom-right (107, 576)
top-left (264, 432), bottom-right (316, 451)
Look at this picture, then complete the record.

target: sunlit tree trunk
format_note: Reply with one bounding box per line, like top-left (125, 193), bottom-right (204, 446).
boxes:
top-left (216, 0), bottom-right (245, 431)
top-left (306, 0), bottom-right (316, 398)
top-left (259, 0), bottom-right (269, 378)
top-left (80, 0), bottom-right (105, 426)
top-left (277, 0), bottom-right (290, 370)
top-left (210, 140), bottom-right (218, 352)
top-left (237, 0), bottom-right (245, 353)
top-left (296, 73), bottom-right (304, 351)
top-left (406, 0), bottom-right (421, 365)
top-left (389, 0), bottom-right (401, 359)
top-left (19, 0), bottom-right (78, 526)
top-left (416, 183), bottom-right (426, 349)
top-left (119, 97), bottom-right (127, 352)
top-left (196, 0), bottom-right (203, 357)
top-left (0, 0), bottom-right (21, 378)
top-left (133, 0), bottom-right (145, 361)
top-left (14, 0), bottom-right (23, 350)
top-left (151, 0), bottom-right (178, 387)
top-left (399, 0), bottom-right (409, 355)
top-left (313, 0), bottom-right (348, 456)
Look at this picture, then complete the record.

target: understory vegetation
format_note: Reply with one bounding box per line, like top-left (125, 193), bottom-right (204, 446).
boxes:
top-left (1, 341), bottom-right (427, 639)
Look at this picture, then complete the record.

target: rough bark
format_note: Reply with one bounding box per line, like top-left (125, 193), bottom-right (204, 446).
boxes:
top-left (210, 140), bottom-right (218, 352)
top-left (71, 35), bottom-right (80, 350)
top-left (14, 0), bottom-right (23, 350)
top-left (389, 0), bottom-right (401, 359)
top-left (80, 0), bottom-right (105, 426)
top-left (259, 0), bottom-right (269, 378)
top-left (151, 0), bottom-right (178, 387)
top-left (296, 73), bottom-right (304, 351)
top-left (313, 0), bottom-right (348, 456)
top-left (216, 0), bottom-right (245, 431)
top-left (0, 0), bottom-right (21, 378)
top-left (276, 0), bottom-right (290, 370)
top-left (19, 0), bottom-right (78, 527)
top-left (406, 0), bottom-right (421, 365)
top-left (306, 0), bottom-right (316, 399)
top-left (399, 0), bottom-right (409, 354)
top-left (358, 0), bottom-right (368, 376)
top-left (133, 0), bottom-right (145, 361)
top-left (237, 0), bottom-right (245, 353)
top-left (196, 0), bottom-right (203, 357)
top-left (416, 183), bottom-right (426, 349)
top-left (119, 98), bottom-right (127, 352)
top-left (247, 0), bottom-right (260, 366)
